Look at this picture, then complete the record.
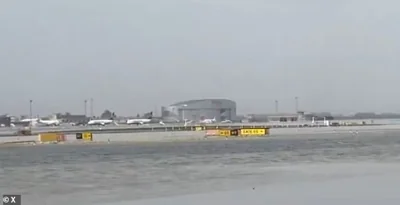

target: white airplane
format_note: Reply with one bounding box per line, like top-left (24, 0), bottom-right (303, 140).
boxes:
top-left (38, 119), bottom-right (60, 126)
top-left (126, 112), bottom-right (164, 125)
top-left (19, 118), bottom-right (39, 127)
top-left (87, 119), bottom-right (117, 126)
top-left (37, 116), bottom-right (61, 126)
top-left (126, 118), bottom-right (165, 126)
top-left (199, 117), bottom-right (217, 124)
top-left (126, 118), bottom-right (151, 125)
top-left (220, 120), bottom-right (232, 123)
top-left (20, 118), bottom-right (39, 122)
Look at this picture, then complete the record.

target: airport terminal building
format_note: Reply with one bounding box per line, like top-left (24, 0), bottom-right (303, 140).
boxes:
top-left (161, 99), bottom-right (236, 122)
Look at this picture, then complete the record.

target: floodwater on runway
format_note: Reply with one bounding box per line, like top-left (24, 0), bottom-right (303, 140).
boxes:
top-left (1, 132), bottom-right (400, 205)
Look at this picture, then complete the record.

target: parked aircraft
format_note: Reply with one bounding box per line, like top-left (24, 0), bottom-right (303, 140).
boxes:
top-left (126, 118), bottom-right (151, 125)
top-left (126, 112), bottom-right (164, 125)
top-left (20, 118), bottom-right (39, 122)
top-left (18, 118), bottom-right (39, 127)
top-left (127, 118), bottom-right (165, 126)
top-left (12, 115), bottom-right (61, 127)
top-left (37, 116), bottom-right (61, 126)
top-left (200, 117), bottom-right (217, 124)
top-left (87, 119), bottom-right (117, 126)
top-left (220, 120), bottom-right (232, 123)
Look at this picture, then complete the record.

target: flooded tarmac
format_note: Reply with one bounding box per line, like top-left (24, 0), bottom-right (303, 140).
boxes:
top-left (1, 131), bottom-right (400, 205)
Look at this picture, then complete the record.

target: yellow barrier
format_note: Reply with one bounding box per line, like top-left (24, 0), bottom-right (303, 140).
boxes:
top-left (231, 129), bottom-right (239, 136)
top-left (208, 128), bottom-right (269, 137)
top-left (38, 133), bottom-right (66, 142)
top-left (82, 132), bottom-right (93, 141)
top-left (218, 130), bottom-right (232, 137)
top-left (240, 128), bottom-right (268, 136)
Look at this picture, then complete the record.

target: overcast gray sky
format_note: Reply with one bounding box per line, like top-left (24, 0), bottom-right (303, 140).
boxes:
top-left (1, 0), bottom-right (399, 116)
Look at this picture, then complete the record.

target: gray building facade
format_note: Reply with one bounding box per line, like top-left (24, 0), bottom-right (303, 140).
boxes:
top-left (162, 99), bottom-right (236, 122)
top-left (0, 115), bottom-right (11, 127)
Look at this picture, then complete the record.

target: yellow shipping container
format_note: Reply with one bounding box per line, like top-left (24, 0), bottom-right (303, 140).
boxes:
top-left (38, 133), bottom-right (60, 142)
top-left (82, 132), bottom-right (93, 141)
top-left (218, 130), bottom-right (231, 137)
top-left (240, 128), bottom-right (267, 136)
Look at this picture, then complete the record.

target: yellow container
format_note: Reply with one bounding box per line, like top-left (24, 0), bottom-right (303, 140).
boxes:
top-left (218, 130), bottom-right (231, 137)
top-left (38, 133), bottom-right (60, 142)
top-left (195, 126), bottom-right (203, 131)
top-left (82, 132), bottom-right (93, 141)
top-left (240, 128), bottom-right (268, 136)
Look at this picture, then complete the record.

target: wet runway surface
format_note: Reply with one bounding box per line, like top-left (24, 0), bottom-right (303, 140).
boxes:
top-left (1, 131), bottom-right (400, 205)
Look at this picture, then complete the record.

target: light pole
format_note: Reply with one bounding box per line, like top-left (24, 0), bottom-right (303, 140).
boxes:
top-left (275, 100), bottom-right (279, 113)
top-left (84, 100), bottom-right (87, 117)
top-left (29, 100), bottom-right (33, 130)
top-left (182, 104), bottom-right (187, 121)
top-left (90, 98), bottom-right (94, 118)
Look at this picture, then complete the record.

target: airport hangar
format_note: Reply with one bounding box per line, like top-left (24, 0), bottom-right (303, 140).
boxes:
top-left (161, 99), bottom-right (237, 122)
